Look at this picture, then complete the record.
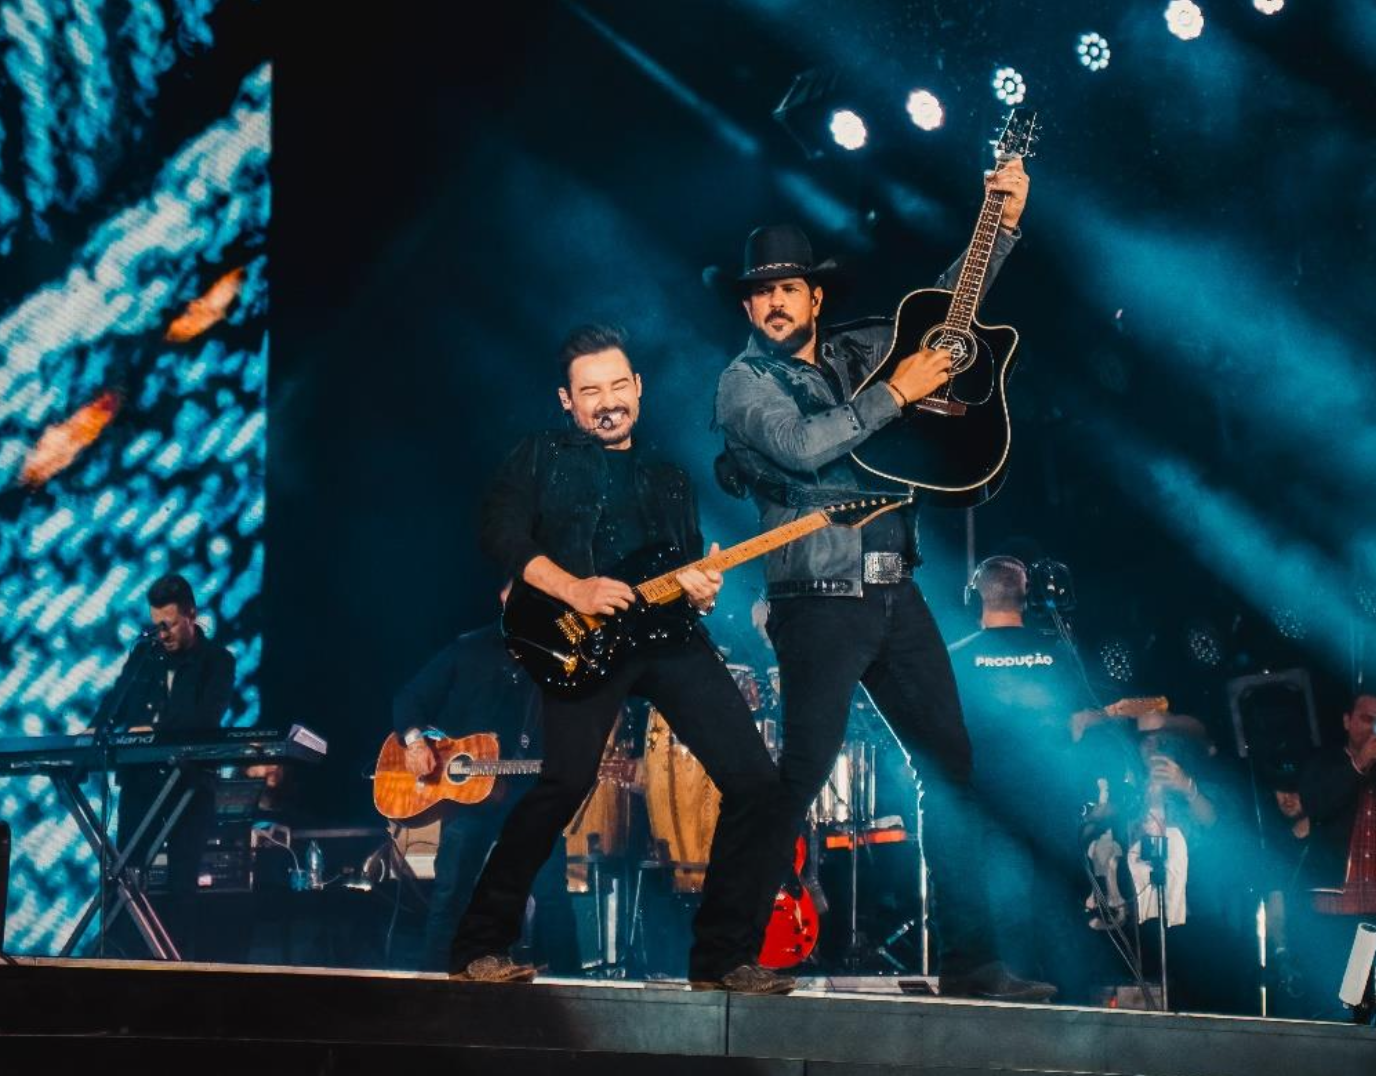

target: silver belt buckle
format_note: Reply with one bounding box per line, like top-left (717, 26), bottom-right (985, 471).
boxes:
top-left (863, 552), bottom-right (909, 585)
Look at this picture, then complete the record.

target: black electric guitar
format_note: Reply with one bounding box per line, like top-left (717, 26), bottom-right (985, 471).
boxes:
top-left (850, 108), bottom-right (1040, 506)
top-left (502, 495), bottom-right (911, 697)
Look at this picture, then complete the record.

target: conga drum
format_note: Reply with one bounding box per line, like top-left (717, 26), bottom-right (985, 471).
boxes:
top-left (643, 708), bottom-right (721, 894)
top-left (563, 732), bottom-right (633, 893)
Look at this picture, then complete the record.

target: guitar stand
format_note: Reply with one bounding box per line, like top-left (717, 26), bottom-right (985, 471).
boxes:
top-left (56, 764), bottom-right (195, 960)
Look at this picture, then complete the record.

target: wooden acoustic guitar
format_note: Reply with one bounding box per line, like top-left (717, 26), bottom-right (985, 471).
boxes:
top-left (372, 731), bottom-right (636, 826)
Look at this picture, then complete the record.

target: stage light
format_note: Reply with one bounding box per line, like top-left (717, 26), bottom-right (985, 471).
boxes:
top-left (905, 89), bottom-right (944, 131)
top-left (1077, 33), bottom-right (1111, 72)
top-left (829, 109), bottom-right (868, 151)
top-left (1185, 623), bottom-right (1223, 667)
top-left (775, 68), bottom-right (847, 159)
top-left (1268, 604), bottom-right (1308, 641)
top-left (992, 67), bottom-right (1025, 106)
top-left (1253, 0), bottom-right (1284, 14)
top-left (1099, 638), bottom-right (1135, 684)
top-left (1165, 1), bottom-right (1205, 40)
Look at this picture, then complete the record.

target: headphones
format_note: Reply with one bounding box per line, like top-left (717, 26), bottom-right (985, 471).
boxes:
top-left (963, 555), bottom-right (1029, 607)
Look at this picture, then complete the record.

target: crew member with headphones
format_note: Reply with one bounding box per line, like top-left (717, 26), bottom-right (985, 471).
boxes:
top-left (948, 554), bottom-right (1101, 1002)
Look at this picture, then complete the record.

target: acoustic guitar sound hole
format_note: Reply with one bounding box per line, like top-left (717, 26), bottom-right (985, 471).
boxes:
top-left (920, 326), bottom-right (978, 375)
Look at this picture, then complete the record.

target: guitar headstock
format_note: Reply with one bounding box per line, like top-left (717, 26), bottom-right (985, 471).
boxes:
top-left (822, 494), bottom-right (914, 529)
top-left (1104, 696), bottom-right (1171, 719)
top-left (993, 108), bottom-right (1039, 164)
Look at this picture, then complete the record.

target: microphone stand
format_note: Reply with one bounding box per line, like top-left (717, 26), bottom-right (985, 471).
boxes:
top-left (1142, 830), bottom-right (1170, 1011)
top-left (90, 636), bottom-right (159, 957)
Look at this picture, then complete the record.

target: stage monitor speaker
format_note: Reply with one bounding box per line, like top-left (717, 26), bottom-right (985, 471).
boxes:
top-left (1227, 668), bottom-right (1320, 788)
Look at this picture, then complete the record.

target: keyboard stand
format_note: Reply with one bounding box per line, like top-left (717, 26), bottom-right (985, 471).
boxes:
top-left (53, 764), bottom-right (193, 960)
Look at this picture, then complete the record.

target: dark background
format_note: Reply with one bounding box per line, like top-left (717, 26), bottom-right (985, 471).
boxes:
top-left (264, 1), bottom-right (1375, 822)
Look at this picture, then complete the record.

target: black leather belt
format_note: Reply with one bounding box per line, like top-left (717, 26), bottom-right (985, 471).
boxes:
top-left (767, 556), bottom-right (913, 598)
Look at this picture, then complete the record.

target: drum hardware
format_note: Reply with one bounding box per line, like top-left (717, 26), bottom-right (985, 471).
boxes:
top-left (567, 833), bottom-right (627, 977)
top-left (874, 780), bottom-right (929, 975)
top-left (725, 663), bottom-right (763, 712)
top-left (803, 736), bottom-right (915, 973)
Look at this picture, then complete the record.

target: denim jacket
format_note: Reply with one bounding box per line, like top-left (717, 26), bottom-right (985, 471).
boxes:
top-left (480, 428), bottom-right (704, 582)
top-left (713, 230), bottom-right (1019, 598)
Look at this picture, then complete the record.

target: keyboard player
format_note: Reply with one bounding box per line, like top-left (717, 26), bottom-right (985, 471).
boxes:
top-left (92, 572), bottom-right (235, 955)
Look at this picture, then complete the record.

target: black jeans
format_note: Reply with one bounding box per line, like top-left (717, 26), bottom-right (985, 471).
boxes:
top-left (450, 634), bottom-right (791, 980)
top-left (767, 582), bottom-right (996, 977)
top-left (424, 807), bottom-right (578, 974)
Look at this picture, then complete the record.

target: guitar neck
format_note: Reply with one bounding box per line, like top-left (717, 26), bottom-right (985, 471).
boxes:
top-left (946, 188), bottom-right (1009, 333)
top-left (453, 760), bottom-right (543, 776)
top-left (635, 509), bottom-right (833, 605)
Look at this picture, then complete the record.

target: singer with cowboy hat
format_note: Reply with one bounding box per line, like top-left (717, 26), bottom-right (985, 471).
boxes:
top-left (711, 160), bottom-right (1056, 1001)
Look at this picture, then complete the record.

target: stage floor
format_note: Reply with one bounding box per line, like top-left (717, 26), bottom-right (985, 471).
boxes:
top-left (0, 957), bottom-right (1369, 1075)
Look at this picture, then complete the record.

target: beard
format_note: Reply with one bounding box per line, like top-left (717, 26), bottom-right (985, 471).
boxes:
top-left (582, 407), bottom-right (635, 446)
top-left (751, 314), bottom-right (815, 358)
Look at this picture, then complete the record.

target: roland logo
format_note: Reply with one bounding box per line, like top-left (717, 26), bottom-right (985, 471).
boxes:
top-left (113, 731), bottom-right (156, 745)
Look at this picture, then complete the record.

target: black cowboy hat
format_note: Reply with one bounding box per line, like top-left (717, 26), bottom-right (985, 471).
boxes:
top-left (702, 223), bottom-right (843, 301)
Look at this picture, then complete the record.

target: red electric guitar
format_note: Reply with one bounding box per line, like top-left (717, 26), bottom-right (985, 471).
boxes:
top-left (759, 837), bottom-right (819, 969)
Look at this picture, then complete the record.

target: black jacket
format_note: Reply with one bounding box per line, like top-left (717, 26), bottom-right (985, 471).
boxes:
top-left (392, 622), bottom-right (540, 754)
top-left (1299, 746), bottom-right (1374, 888)
top-left (479, 428), bottom-right (704, 581)
top-left (95, 626), bottom-right (236, 731)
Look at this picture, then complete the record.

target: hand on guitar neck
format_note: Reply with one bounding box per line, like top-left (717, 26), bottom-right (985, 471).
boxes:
top-left (885, 345), bottom-right (953, 409)
top-left (985, 155), bottom-right (1029, 230)
top-left (673, 541), bottom-right (723, 614)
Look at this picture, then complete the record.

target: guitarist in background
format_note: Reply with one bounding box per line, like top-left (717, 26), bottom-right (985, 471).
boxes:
top-left (393, 585), bottom-right (576, 973)
top-left (447, 324), bottom-right (795, 994)
top-left (714, 162), bottom-right (1056, 1000)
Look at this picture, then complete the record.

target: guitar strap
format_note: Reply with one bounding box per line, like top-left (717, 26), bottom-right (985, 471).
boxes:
top-left (515, 687), bottom-right (541, 757)
top-left (713, 448), bottom-right (858, 508)
top-left (714, 447), bottom-right (909, 509)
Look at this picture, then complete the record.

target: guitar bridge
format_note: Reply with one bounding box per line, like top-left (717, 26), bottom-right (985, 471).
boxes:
top-left (556, 613), bottom-right (587, 645)
top-left (912, 396), bottom-right (967, 416)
